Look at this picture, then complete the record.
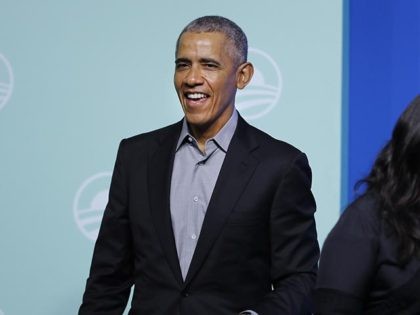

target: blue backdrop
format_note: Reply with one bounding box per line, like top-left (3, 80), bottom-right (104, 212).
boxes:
top-left (346, 0), bottom-right (420, 204)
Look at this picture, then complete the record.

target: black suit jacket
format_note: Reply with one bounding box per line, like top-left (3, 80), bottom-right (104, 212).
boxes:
top-left (79, 115), bottom-right (319, 315)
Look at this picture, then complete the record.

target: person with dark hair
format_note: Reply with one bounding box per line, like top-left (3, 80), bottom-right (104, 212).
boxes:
top-left (315, 95), bottom-right (420, 314)
top-left (79, 15), bottom-right (319, 314)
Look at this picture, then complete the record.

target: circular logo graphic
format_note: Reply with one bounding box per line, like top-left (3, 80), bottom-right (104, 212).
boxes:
top-left (73, 172), bottom-right (112, 241)
top-left (0, 53), bottom-right (14, 111)
top-left (236, 47), bottom-right (282, 120)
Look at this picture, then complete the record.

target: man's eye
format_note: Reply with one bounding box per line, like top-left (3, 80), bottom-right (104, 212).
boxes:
top-left (176, 63), bottom-right (188, 69)
top-left (205, 63), bottom-right (218, 68)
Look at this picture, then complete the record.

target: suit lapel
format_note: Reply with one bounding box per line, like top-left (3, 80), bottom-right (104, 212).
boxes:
top-left (184, 116), bottom-right (260, 286)
top-left (148, 121), bottom-right (184, 285)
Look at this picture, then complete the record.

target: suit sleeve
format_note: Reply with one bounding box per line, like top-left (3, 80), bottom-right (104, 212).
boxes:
top-left (254, 153), bottom-right (320, 315)
top-left (79, 139), bottom-right (134, 315)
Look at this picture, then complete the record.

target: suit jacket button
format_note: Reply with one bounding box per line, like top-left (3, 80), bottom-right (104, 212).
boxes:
top-left (182, 291), bottom-right (189, 297)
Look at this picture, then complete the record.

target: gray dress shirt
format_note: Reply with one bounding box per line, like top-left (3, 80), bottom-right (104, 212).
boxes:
top-left (170, 110), bottom-right (238, 280)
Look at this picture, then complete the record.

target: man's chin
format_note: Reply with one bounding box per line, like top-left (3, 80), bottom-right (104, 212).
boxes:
top-left (185, 115), bottom-right (212, 132)
top-left (184, 113), bottom-right (208, 126)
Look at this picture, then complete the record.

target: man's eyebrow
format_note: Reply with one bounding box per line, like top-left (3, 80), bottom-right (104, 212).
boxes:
top-left (200, 58), bottom-right (221, 65)
top-left (175, 58), bottom-right (190, 64)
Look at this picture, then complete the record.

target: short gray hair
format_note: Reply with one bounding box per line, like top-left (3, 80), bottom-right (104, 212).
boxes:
top-left (175, 15), bottom-right (248, 65)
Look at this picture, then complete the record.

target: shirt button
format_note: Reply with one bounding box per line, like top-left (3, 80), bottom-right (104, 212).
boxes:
top-left (193, 196), bottom-right (198, 202)
top-left (187, 137), bottom-right (193, 143)
top-left (191, 234), bottom-right (197, 240)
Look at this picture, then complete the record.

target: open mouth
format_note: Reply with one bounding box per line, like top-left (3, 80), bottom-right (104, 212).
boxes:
top-left (184, 92), bottom-right (209, 101)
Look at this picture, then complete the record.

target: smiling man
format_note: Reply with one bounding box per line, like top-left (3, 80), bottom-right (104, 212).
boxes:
top-left (174, 30), bottom-right (250, 151)
top-left (79, 16), bottom-right (319, 315)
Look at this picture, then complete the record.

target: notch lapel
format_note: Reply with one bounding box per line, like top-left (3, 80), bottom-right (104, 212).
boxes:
top-left (148, 122), bottom-right (184, 285)
top-left (184, 117), bottom-right (260, 286)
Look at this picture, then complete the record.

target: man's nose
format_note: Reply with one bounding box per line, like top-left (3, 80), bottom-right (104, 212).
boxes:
top-left (184, 66), bottom-right (203, 86)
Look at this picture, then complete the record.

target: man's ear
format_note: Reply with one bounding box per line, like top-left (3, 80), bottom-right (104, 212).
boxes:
top-left (236, 62), bottom-right (254, 89)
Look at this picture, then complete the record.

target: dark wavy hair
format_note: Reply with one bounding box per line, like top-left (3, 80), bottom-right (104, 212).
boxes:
top-left (360, 95), bottom-right (420, 264)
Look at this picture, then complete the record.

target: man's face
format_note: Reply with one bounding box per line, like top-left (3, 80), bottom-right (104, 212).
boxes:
top-left (174, 31), bottom-right (241, 137)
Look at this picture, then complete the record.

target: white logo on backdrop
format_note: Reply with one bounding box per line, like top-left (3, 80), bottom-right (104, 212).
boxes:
top-left (236, 47), bottom-right (282, 120)
top-left (73, 172), bottom-right (112, 241)
top-left (0, 53), bottom-right (14, 111)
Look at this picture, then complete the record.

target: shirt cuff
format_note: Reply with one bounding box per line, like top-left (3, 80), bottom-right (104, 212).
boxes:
top-left (239, 310), bottom-right (259, 315)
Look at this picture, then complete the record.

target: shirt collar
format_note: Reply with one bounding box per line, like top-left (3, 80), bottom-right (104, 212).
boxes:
top-left (176, 110), bottom-right (238, 152)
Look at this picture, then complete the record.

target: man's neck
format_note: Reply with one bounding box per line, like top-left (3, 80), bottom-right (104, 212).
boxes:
top-left (188, 110), bottom-right (236, 152)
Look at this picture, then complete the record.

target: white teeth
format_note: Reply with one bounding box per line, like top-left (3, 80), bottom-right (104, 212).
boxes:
top-left (186, 93), bottom-right (207, 100)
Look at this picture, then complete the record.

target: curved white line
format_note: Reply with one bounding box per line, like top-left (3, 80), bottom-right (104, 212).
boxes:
top-left (79, 216), bottom-right (103, 226)
top-left (238, 89), bottom-right (278, 97)
top-left (0, 53), bottom-right (14, 111)
top-left (240, 47), bottom-right (283, 120)
top-left (237, 98), bottom-right (275, 110)
top-left (73, 172), bottom-right (112, 241)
